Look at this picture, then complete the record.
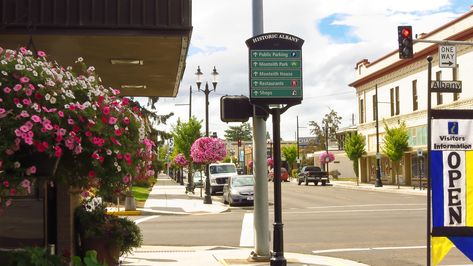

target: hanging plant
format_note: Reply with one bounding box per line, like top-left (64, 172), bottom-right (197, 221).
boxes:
top-left (319, 152), bottom-right (335, 164)
top-left (0, 47), bottom-right (156, 211)
top-left (174, 153), bottom-right (188, 167)
top-left (190, 137), bottom-right (226, 164)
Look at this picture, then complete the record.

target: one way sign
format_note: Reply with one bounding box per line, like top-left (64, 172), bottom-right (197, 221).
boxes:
top-left (439, 45), bottom-right (456, 68)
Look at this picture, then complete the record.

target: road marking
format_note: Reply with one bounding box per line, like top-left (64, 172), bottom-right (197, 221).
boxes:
top-left (313, 245), bottom-right (426, 254)
top-left (134, 215), bottom-right (160, 224)
top-left (307, 203), bottom-right (424, 209)
top-left (281, 208), bottom-right (426, 215)
top-left (239, 213), bottom-right (254, 247)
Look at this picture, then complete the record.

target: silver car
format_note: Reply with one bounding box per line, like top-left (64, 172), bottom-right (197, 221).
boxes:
top-left (223, 175), bottom-right (254, 206)
top-left (192, 171), bottom-right (205, 188)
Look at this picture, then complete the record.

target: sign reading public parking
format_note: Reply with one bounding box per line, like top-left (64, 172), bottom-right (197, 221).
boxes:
top-left (246, 33), bottom-right (304, 105)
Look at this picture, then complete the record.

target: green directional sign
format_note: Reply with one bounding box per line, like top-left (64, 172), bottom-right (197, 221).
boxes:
top-left (251, 50), bottom-right (301, 59)
top-left (246, 33), bottom-right (304, 105)
top-left (251, 60), bottom-right (301, 69)
top-left (252, 70), bottom-right (301, 78)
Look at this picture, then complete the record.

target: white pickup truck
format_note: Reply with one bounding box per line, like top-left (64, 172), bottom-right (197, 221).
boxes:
top-left (207, 163), bottom-right (238, 194)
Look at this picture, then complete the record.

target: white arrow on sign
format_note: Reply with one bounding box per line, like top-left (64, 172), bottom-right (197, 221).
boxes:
top-left (253, 81), bottom-right (258, 86)
top-left (439, 45), bottom-right (456, 68)
top-left (253, 52), bottom-right (258, 57)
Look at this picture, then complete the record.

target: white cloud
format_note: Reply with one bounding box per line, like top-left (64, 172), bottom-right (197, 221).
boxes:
top-left (153, 0), bottom-right (469, 141)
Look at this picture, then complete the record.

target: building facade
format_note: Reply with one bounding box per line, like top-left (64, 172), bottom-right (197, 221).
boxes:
top-left (350, 9), bottom-right (473, 185)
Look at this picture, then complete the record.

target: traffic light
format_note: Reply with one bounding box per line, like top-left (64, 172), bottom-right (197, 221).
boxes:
top-left (398, 26), bottom-right (413, 59)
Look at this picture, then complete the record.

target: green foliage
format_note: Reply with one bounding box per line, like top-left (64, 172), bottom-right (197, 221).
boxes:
top-left (5, 247), bottom-right (63, 266)
top-left (224, 123), bottom-right (252, 141)
top-left (291, 168), bottom-right (299, 178)
top-left (382, 122), bottom-right (409, 187)
top-left (344, 132), bottom-right (366, 178)
top-left (382, 122), bottom-right (409, 162)
top-left (73, 250), bottom-right (106, 266)
top-left (75, 202), bottom-right (143, 256)
top-left (171, 117), bottom-right (202, 160)
top-left (223, 156), bottom-right (237, 163)
top-left (309, 109), bottom-right (342, 150)
top-left (282, 144), bottom-right (298, 172)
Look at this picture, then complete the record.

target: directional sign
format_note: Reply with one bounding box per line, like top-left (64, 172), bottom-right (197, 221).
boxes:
top-left (246, 33), bottom-right (304, 105)
top-left (439, 45), bottom-right (456, 68)
top-left (430, 80), bottom-right (462, 93)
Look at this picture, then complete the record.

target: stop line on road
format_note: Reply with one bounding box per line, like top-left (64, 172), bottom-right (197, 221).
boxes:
top-left (312, 245), bottom-right (426, 254)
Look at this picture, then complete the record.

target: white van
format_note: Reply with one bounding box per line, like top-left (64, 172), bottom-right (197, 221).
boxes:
top-left (207, 163), bottom-right (238, 194)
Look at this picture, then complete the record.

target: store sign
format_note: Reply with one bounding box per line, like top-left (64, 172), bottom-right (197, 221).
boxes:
top-left (431, 119), bottom-right (473, 240)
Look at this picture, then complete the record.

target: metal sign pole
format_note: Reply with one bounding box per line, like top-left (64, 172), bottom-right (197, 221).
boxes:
top-left (271, 107), bottom-right (286, 266)
top-left (427, 55), bottom-right (433, 266)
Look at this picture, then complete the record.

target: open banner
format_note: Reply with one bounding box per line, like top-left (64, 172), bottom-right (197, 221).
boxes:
top-left (431, 119), bottom-right (473, 265)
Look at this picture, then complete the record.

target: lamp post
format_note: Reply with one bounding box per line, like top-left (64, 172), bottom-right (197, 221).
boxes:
top-left (375, 84), bottom-right (383, 187)
top-left (195, 66), bottom-right (219, 204)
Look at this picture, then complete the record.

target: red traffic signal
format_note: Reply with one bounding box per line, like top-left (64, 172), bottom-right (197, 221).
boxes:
top-left (398, 26), bottom-right (413, 59)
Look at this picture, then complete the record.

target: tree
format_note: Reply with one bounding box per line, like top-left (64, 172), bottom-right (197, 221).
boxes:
top-left (282, 144), bottom-right (298, 173)
top-left (224, 123), bottom-right (252, 141)
top-left (382, 122), bottom-right (409, 188)
top-left (171, 117), bottom-right (202, 189)
top-left (309, 109), bottom-right (342, 150)
top-left (172, 117), bottom-right (202, 158)
top-left (344, 132), bottom-right (366, 185)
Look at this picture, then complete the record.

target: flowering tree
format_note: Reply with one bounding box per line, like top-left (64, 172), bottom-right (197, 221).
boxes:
top-left (190, 137), bottom-right (226, 164)
top-left (0, 47), bottom-right (156, 211)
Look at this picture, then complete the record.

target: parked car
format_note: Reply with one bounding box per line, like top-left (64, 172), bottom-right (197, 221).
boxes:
top-left (192, 171), bottom-right (205, 188)
top-left (207, 163), bottom-right (238, 194)
top-left (297, 166), bottom-right (329, 186)
top-left (223, 175), bottom-right (255, 206)
top-left (268, 167), bottom-right (289, 182)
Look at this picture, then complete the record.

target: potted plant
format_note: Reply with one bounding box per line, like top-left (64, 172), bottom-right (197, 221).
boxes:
top-left (0, 47), bottom-right (158, 211)
top-left (75, 198), bottom-right (142, 265)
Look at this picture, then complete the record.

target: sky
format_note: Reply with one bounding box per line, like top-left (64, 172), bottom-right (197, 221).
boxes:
top-left (151, 0), bottom-right (472, 142)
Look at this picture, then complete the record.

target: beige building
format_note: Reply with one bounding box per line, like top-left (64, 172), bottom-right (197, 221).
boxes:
top-left (349, 9), bottom-right (473, 185)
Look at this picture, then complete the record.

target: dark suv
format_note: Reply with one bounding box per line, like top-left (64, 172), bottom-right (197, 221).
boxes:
top-left (297, 166), bottom-right (329, 186)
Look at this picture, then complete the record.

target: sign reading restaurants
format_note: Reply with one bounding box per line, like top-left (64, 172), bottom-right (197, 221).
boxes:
top-left (246, 33), bottom-right (304, 105)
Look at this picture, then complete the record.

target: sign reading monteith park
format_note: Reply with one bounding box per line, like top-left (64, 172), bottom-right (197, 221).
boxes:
top-left (431, 118), bottom-right (473, 264)
top-left (245, 33), bottom-right (304, 105)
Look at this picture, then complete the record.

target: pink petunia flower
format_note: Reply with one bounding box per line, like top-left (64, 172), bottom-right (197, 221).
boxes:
top-left (37, 50), bottom-right (46, 57)
top-left (13, 84), bottom-right (22, 91)
top-left (108, 117), bottom-right (117, 125)
top-left (31, 115), bottom-right (41, 123)
top-left (3, 87), bottom-right (11, 93)
top-left (20, 76), bottom-right (30, 83)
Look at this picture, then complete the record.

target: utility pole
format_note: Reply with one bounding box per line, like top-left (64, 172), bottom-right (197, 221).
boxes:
top-left (250, 0), bottom-right (270, 261)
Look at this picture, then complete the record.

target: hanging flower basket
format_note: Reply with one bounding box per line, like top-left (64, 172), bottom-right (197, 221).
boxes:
top-left (174, 153), bottom-right (188, 167)
top-left (319, 152), bottom-right (335, 164)
top-left (267, 157), bottom-right (274, 167)
top-left (190, 137), bottom-right (226, 164)
top-left (0, 47), bottom-right (157, 211)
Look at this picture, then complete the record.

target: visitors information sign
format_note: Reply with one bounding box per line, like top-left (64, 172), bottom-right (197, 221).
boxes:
top-left (246, 33), bottom-right (304, 105)
top-left (430, 112), bottom-right (473, 264)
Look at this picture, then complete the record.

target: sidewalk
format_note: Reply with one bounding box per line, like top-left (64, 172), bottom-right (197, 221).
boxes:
top-left (120, 174), bottom-right (369, 266)
top-left (330, 179), bottom-right (427, 196)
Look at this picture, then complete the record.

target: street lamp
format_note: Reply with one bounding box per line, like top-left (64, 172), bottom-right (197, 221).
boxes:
top-left (195, 66), bottom-right (219, 204)
top-left (375, 84), bottom-right (383, 187)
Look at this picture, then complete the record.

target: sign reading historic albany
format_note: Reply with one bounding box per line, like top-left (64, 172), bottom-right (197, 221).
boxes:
top-left (246, 33), bottom-right (304, 105)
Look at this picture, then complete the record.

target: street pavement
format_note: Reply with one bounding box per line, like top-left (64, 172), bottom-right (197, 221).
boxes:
top-left (120, 174), bottom-right (426, 265)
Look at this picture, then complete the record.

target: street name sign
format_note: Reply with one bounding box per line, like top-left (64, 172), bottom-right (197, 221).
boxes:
top-left (439, 45), bottom-right (456, 68)
top-left (430, 80), bottom-right (462, 93)
top-left (246, 33), bottom-right (304, 105)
